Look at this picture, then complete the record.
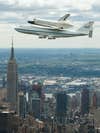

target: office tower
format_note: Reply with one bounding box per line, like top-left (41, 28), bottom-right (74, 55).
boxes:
top-left (2, 76), bottom-right (6, 88)
top-left (92, 92), bottom-right (97, 108)
top-left (43, 96), bottom-right (56, 119)
top-left (32, 82), bottom-right (44, 116)
top-left (71, 95), bottom-right (78, 111)
top-left (0, 111), bottom-right (10, 133)
top-left (31, 98), bottom-right (41, 119)
top-left (96, 91), bottom-right (100, 107)
top-left (81, 88), bottom-right (89, 115)
top-left (29, 90), bottom-right (41, 119)
top-left (75, 91), bottom-right (81, 107)
top-left (7, 39), bottom-right (18, 110)
top-left (56, 92), bottom-right (67, 125)
top-left (17, 91), bottom-right (26, 118)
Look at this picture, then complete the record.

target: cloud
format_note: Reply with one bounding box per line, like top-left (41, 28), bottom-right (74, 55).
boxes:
top-left (0, 0), bottom-right (100, 23)
top-left (1, 0), bottom-right (95, 10)
top-left (74, 0), bottom-right (95, 10)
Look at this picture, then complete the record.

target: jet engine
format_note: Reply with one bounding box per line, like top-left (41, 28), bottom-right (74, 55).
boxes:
top-left (38, 35), bottom-right (46, 39)
top-left (48, 36), bottom-right (56, 39)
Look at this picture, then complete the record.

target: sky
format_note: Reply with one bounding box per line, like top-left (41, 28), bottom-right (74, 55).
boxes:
top-left (0, 0), bottom-right (100, 48)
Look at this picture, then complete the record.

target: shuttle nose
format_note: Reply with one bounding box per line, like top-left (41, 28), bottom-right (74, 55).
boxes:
top-left (28, 20), bottom-right (35, 24)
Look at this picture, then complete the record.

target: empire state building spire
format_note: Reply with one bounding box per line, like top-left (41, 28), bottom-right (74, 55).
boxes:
top-left (10, 37), bottom-right (14, 60)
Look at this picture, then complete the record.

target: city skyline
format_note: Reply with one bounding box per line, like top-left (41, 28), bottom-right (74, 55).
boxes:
top-left (0, 34), bottom-right (100, 132)
top-left (0, 0), bottom-right (100, 48)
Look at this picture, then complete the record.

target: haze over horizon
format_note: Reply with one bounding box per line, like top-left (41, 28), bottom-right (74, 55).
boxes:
top-left (0, 0), bottom-right (100, 48)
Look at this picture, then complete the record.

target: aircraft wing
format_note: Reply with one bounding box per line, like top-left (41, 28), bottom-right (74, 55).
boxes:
top-left (58, 14), bottom-right (70, 21)
top-left (40, 25), bottom-right (62, 30)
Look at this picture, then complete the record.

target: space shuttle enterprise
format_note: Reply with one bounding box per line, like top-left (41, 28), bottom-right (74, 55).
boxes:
top-left (15, 14), bottom-right (94, 39)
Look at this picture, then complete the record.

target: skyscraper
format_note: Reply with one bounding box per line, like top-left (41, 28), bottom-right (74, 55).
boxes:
top-left (56, 92), bottom-right (67, 133)
top-left (29, 90), bottom-right (41, 119)
top-left (92, 92), bottom-right (97, 108)
top-left (56, 92), bottom-right (67, 125)
top-left (17, 91), bottom-right (26, 118)
top-left (81, 88), bottom-right (89, 115)
top-left (7, 39), bottom-right (18, 110)
top-left (31, 98), bottom-right (41, 119)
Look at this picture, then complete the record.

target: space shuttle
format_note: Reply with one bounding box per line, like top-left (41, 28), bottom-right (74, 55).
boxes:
top-left (28, 14), bottom-right (73, 29)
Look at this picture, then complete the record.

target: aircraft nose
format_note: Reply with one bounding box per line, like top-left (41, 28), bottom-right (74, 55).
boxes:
top-left (15, 28), bottom-right (19, 31)
top-left (14, 27), bottom-right (22, 32)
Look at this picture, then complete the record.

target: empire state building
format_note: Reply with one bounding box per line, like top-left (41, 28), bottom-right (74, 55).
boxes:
top-left (7, 39), bottom-right (18, 109)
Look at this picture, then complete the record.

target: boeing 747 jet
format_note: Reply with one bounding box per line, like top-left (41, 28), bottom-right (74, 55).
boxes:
top-left (15, 14), bottom-right (94, 39)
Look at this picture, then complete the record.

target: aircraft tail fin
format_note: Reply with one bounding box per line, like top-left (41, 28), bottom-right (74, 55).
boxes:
top-left (78, 21), bottom-right (94, 38)
top-left (58, 14), bottom-right (70, 21)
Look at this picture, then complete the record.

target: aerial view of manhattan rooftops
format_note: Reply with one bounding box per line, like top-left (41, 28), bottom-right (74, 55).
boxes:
top-left (0, 0), bottom-right (100, 133)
